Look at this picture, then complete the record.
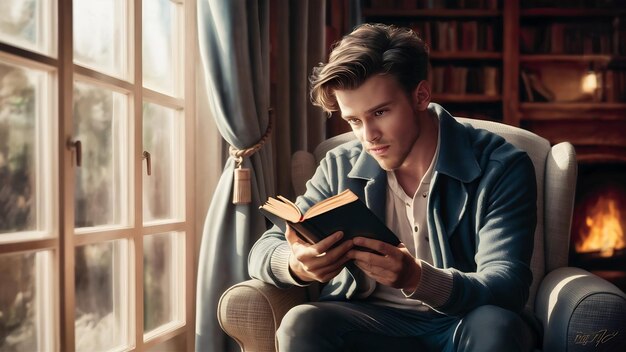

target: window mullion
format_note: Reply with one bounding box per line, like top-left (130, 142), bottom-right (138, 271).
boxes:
top-left (133, 0), bottom-right (145, 350)
top-left (183, 0), bottom-right (197, 349)
top-left (58, 0), bottom-right (77, 351)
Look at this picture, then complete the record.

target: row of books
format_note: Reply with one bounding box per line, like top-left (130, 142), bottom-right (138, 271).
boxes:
top-left (429, 65), bottom-right (500, 95)
top-left (410, 21), bottom-right (499, 52)
top-left (521, 0), bottom-right (625, 9)
top-left (520, 23), bottom-right (621, 55)
top-left (368, 0), bottom-right (499, 9)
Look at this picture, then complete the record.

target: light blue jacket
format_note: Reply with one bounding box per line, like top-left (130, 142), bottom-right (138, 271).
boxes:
top-left (249, 104), bottom-right (537, 316)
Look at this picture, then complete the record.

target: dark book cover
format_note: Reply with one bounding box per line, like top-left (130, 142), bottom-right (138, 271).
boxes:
top-left (295, 199), bottom-right (400, 247)
top-left (260, 196), bottom-right (400, 252)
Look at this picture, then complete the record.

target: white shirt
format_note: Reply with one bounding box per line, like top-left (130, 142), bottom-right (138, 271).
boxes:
top-left (369, 129), bottom-right (440, 309)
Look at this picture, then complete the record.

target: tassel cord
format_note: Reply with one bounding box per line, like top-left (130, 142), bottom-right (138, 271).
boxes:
top-left (228, 109), bottom-right (273, 169)
top-left (229, 109), bottom-right (273, 204)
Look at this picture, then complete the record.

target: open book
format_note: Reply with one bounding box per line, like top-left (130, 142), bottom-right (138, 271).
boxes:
top-left (259, 189), bottom-right (400, 249)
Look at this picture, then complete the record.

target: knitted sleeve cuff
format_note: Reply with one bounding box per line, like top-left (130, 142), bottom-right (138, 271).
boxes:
top-left (270, 242), bottom-right (309, 287)
top-left (402, 260), bottom-right (453, 308)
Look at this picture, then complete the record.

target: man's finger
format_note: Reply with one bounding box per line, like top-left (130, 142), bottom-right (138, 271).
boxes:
top-left (285, 225), bottom-right (308, 246)
top-left (353, 236), bottom-right (397, 256)
top-left (305, 239), bottom-right (353, 271)
top-left (312, 231), bottom-right (344, 253)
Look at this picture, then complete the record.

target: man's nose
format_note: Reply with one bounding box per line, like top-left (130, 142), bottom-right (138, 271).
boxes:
top-left (363, 121), bottom-right (381, 143)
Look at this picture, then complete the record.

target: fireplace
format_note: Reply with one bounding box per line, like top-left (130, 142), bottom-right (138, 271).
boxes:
top-left (570, 162), bottom-right (626, 292)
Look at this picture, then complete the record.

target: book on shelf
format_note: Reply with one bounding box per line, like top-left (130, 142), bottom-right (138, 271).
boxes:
top-left (527, 72), bottom-right (555, 102)
top-left (520, 70), bottom-right (555, 102)
top-left (259, 189), bottom-right (400, 250)
top-left (602, 69), bottom-right (626, 103)
top-left (520, 70), bottom-right (534, 102)
top-left (483, 66), bottom-right (500, 96)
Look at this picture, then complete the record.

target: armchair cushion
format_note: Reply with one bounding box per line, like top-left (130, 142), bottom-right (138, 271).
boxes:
top-left (535, 267), bottom-right (626, 351)
top-left (218, 279), bottom-right (308, 351)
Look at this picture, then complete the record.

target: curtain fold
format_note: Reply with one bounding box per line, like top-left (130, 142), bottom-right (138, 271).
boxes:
top-left (273, 0), bottom-right (327, 198)
top-left (195, 0), bottom-right (330, 350)
top-left (195, 1), bottom-right (272, 351)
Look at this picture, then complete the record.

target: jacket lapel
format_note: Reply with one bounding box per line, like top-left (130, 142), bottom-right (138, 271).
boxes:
top-left (428, 105), bottom-right (482, 265)
top-left (348, 149), bottom-right (387, 221)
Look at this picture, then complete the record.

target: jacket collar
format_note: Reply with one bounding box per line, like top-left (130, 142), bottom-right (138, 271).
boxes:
top-left (347, 149), bottom-right (387, 220)
top-left (347, 103), bottom-right (481, 184)
top-left (432, 103), bottom-right (481, 183)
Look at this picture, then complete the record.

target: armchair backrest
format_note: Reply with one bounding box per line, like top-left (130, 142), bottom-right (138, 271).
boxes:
top-left (294, 117), bottom-right (577, 310)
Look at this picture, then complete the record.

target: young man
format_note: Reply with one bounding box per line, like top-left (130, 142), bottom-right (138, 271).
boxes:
top-left (249, 23), bottom-right (538, 351)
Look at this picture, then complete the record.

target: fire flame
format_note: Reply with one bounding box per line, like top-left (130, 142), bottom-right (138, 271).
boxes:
top-left (576, 196), bottom-right (626, 257)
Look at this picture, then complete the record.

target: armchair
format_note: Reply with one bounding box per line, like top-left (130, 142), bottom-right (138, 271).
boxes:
top-left (218, 117), bottom-right (626, 351)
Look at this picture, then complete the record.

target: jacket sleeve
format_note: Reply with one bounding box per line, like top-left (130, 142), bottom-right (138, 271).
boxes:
top-left (247, 156), bottom-right (337, 288)
top-left (417, 151), bottom-right (537, 315)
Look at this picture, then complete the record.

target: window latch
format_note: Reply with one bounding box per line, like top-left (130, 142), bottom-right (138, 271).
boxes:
top-left (143, 151), bottom-right (152, 176)
top-left (67, 139), bottom-right (82, 167)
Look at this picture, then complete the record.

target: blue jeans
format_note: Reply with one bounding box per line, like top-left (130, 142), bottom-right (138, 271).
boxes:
top-left (276, 301), bottom-right (536, 351)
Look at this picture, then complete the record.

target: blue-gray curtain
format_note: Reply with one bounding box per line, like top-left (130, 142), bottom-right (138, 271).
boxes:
top-left (195, 1), bottom-right (272, 351)
top-left (273, 0), bottom-right (327, 198)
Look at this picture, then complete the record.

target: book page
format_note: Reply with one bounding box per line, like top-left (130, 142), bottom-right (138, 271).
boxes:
top-left (303, 189), bottom-right (359, 219)
top-left (260, 196), bottom-right (302, 223)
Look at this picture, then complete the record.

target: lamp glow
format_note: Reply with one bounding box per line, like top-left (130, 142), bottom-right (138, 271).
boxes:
top-left (582, 70), bottom-right (598, 93)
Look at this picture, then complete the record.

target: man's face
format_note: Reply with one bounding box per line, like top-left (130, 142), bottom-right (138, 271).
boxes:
top-left (335, 74), bottom-right (427, 171)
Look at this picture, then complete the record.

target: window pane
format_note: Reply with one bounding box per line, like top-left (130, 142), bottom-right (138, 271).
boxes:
top-left (0, 251), bottom-right (54, 351)
top-left (143, 103), bottom-right (182, 223)
top-left (143, 232), bottom-right (183, 335)
top-left (75, 240), bottom-right (130, 351)
top-left (0, 60), bottom-right (50, 237)
top-left (143, 0), bottom-right (180, 95)
top-left (0, 0), bottom-right (53, 55)
top-left (73, 0), bottom-right (127, 78)
top-left (73, 82), bottom-right (129, 229)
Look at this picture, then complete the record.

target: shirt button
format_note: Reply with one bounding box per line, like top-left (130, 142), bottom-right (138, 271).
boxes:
top-left (422, 192), bottom-right (428, 198)
top-left (425, 236), bottom-right (429, 242)
top-left (414, 225), bottom-right (419, 232)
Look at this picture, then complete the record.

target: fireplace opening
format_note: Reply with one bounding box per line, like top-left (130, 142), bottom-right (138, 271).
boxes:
top-left (570, 162), bottom-right (626, 292)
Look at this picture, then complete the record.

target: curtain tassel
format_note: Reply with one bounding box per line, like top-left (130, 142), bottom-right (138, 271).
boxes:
top-left (229, 109), bottom-right (273, 205)
top-left (232, 166), bottom-right (251, 204)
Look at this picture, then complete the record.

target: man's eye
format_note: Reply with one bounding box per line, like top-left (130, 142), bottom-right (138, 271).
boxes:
top-left (374, 110), bottom-right (386, 117)
top-left (348, 119), bottom-right (361, 125)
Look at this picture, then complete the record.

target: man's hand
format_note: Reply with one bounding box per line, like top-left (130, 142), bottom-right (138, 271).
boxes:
top-left (286, 225), bottom-right (354, 283)
top-left (347, 237), bottom-right (422, 292)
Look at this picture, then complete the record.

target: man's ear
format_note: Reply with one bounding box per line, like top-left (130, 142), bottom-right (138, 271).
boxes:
top-left (412, 80), bottom-right (431, 111)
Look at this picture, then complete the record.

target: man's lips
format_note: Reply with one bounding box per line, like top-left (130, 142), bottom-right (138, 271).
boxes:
top-left (367, 145), bottom-right (389, 155)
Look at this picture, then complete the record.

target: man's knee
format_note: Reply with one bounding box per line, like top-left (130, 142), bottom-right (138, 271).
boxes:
top-left (277, 304), bottom-right (326, 339)
top-left (454, 305), bottom-right (534, 352)
top-left (463, 305), bottom-right (520, 332)
top-left (276, 303), bottom-right (344, 351)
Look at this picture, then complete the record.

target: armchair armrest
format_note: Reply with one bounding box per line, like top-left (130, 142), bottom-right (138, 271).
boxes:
top-left (218, 279), bottom-right (308, 352)
top-left (535, 267), bottom-right (626, 351)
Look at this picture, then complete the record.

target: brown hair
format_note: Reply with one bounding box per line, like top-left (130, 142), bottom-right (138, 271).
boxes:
top-left (310, 23), bottom-right (429, 113)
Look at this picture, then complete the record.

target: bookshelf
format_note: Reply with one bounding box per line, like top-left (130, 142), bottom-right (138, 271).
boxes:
top-left (516, 0), bottom-right (626, 130)
top-left (361, 0), bottom-right (509, 123)
top-left (355, 0), bottom-right (626, 143)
